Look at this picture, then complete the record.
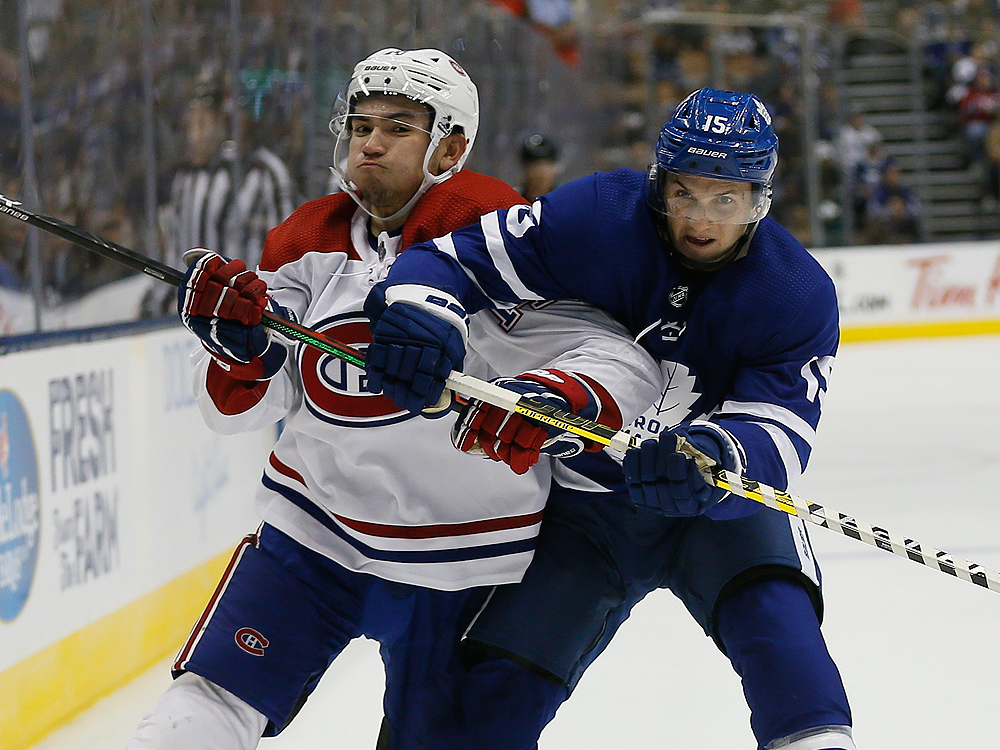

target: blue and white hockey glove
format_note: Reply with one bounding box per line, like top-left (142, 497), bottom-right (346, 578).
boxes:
top-left (452, 370), bottom-right (598, 475)
top-left (624, 424), bottom-right (746, 518)
top-left (364, 285), bottom-right (467, 415)
top-left (177, 250), bottom-right (290, 381)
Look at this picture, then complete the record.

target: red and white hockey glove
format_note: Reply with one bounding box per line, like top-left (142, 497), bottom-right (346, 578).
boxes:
top-left (177, 250), bottom-right (291, 381)
top-left (451, 369), bottom-right (613, 475)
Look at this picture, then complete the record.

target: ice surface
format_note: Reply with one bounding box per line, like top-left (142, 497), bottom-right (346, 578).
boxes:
top-left (29, 335), bottom-right (1000, 750)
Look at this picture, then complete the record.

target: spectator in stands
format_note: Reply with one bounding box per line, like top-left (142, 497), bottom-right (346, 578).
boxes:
top-left (957, 66), bottom-right (1000, 168)
top-left (834, 107), bottom-right (882, 178)
top-left (826, 0), bottom-right (864, 30)
top-left (947, 41), bottom-right (996, 107)
top-left (518, 133), bottom-right (562, 203)
top-left (835, 110), bottom-right (885, 236)
top-left (863, 161), bottom-right (920, 244)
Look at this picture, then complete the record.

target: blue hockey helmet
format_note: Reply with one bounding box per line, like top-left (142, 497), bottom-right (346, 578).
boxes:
top-left (647, 88), bottom-right (778, 226)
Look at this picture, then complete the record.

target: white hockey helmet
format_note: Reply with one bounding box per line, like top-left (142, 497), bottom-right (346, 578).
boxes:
top-left (329, 48), bottom-right (480, 221)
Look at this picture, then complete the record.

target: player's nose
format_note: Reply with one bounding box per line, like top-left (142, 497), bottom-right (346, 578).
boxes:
top-left (360, 130), bottom-right (388, 155)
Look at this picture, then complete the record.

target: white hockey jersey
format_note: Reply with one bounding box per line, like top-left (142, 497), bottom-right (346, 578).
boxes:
top-left (192, 175), bottom-right (660, 590)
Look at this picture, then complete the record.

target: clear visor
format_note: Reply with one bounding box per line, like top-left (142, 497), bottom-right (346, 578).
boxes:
top-left (658, 170), bottom-right (772, 225)
top-left (330, 113), bottom-right (434, 175)
top-left (328, 81), bottom-right (436, 186)
top-left (327, 83), bottom-right (444, 224)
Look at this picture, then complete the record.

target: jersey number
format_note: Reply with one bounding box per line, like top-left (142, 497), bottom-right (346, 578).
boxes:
top-left (505, 203), bottom-right (541, 238)
top-left (702, 115), bottom-right (729, 134)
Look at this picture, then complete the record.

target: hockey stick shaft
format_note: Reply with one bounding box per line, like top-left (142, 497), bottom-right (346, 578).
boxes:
top-left (693, 456), bottom-right (1000, 594)
top-left (10, 193), bottom-right (992, 592)
top-left (0, 193), bottom-right (637, 452)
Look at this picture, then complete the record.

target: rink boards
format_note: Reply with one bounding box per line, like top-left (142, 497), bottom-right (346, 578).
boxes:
top-left (1, 238), bottom-right (999, 750)
top-left (0, 323), bottom-right (271, 750)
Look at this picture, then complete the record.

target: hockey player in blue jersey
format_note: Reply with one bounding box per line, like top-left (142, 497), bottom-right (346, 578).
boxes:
top-left (364, 88), bottom-right (855, 750)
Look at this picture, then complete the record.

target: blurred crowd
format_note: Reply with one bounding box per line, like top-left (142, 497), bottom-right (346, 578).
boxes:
top-left (0, 0), bottom-right (307, 307)
top-left (1, 0), bottom-right (998, 323)
top-left (598, 0), bottom-right (999, 246)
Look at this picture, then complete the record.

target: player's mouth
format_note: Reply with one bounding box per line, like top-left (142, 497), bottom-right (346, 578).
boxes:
top-left (682, 234), bottom-right (716, 248)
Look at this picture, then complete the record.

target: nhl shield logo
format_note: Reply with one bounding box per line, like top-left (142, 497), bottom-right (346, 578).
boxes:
top-left (668, 285), bottom-right (688, 308)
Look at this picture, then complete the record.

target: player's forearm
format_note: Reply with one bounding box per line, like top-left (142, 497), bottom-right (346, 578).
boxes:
top-left (710, 416), bottom-right (813, 492)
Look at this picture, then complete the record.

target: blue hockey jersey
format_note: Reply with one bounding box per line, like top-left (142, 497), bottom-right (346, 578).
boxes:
top-left (377, 169), bottom-right (839, 501)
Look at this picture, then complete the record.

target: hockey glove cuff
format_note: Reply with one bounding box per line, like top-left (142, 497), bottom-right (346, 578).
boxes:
top-left (187, 299), bottom-right (293, 381)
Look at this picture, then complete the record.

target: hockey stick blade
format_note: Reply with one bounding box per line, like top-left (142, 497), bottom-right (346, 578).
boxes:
top-left (0, 194), bottom-right (636, 452)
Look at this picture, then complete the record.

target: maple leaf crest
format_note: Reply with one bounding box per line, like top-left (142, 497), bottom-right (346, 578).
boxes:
top-left (627, 360), bottom-right (701, 440)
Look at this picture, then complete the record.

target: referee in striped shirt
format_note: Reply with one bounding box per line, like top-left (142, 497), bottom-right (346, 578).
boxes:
top-left (153, 81), bottom-right (295, 314)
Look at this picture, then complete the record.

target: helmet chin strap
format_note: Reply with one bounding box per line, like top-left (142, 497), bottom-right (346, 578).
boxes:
top-left (331, 131), bottom-right (459, 226)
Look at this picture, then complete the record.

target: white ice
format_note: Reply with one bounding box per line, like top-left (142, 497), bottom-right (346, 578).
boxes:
top-left (28, 334), bottom-right (1000, 750)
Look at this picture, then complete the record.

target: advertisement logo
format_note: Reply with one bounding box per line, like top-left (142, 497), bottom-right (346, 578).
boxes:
top-left (0, 390), bottom-right (41, 622)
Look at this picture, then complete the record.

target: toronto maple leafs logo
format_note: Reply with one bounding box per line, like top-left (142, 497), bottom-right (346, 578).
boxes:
top-left (754, 97), bottom-right (772, 126)
top-left (627, 360), bottom-right (701, 440)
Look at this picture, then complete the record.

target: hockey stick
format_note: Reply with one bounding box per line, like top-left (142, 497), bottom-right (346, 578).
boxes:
top-left (698, 459), bottom-right (1000, 594)
top-left (6, 193), bottom-right (997, 593)
top-left (0, 192), bottom-right (637, 452)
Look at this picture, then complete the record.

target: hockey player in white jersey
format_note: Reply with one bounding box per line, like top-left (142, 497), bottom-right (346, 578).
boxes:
top-left (366, 88), bottom-right (855, 750)
top-left (127, 48), bottom-right (660, 750)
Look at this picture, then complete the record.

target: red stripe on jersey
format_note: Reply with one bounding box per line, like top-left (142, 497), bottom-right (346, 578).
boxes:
top-left (332, 509), bottom-right (544, 540)
top-left (268, 452), bottom-right (306, 486)
top-left (173, 532), bottom-right (260, 672)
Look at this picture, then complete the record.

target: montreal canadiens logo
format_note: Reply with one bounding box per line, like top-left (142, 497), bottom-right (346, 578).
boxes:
top-left (298, 312), bottom-right (414, 428)
top-left (235, 627), bottom-right (269, 656)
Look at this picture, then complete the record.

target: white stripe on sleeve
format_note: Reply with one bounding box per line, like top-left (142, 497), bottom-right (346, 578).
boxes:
top-left (716, 400), bottom-right (816, 445)
top-left (750, 420), bottom-right (804, 483)
top-left (433, 233), bottom-right (492, 300)
top-left (481, 211), bottom-right (544, 302)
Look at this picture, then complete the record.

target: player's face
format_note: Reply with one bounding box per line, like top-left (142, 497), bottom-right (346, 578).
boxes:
top-left (662, 174), bottom-right (753, 264)
top-left (186, 99), bottom-right (226, 167)
top-left (345, 95), bottom-right (435, 218)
